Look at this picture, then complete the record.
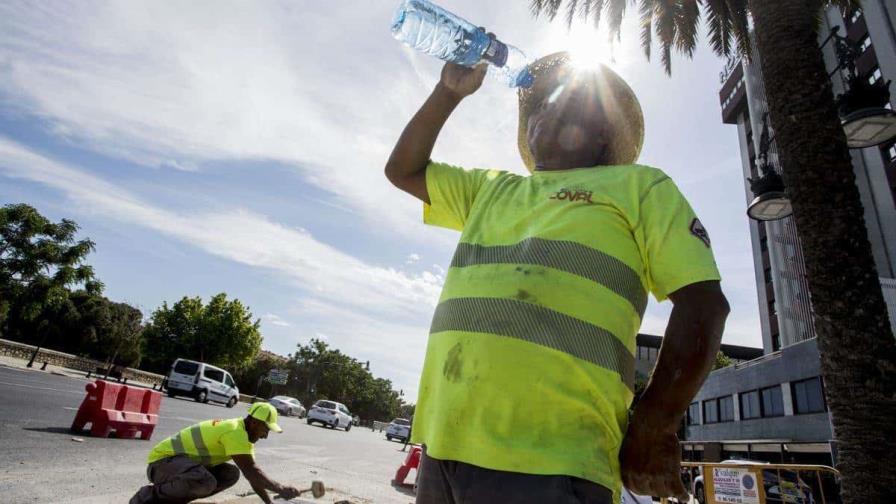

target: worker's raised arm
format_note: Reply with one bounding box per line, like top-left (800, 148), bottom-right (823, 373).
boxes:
top-left (231, 454), bottom-right (299, 504)
top-left (384, 61), bottom-right (487, 204)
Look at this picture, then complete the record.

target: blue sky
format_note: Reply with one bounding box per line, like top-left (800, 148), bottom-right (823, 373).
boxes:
top-left (0, 0), bottom-right (759, 399)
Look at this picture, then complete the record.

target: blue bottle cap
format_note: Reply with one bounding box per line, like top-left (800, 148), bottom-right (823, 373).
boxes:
top-left (516, 69), bottom-right (535, 89)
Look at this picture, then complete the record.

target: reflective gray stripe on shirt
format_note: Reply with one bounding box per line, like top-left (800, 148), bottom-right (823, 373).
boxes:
top-left (450, 237), bottom-right (647, 317)
top-left (189, 426), bottom-right (213, 466)
top-left (169, 428), bottom-right (211, 465)
top-left (430, 297), bottom-right (635, 391)
top-left (170, 432), bottom-right (186, 455)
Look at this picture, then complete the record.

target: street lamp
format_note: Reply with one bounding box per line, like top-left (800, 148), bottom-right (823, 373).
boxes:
top-left (747, 114), bottom-right (793, 221)
top-left (748, 170), bottom-right (792, 221)
top-left (825, 26), bottom-right (896, 148)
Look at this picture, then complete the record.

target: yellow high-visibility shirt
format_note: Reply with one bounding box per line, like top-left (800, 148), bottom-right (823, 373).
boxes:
top-left (148, 418), bottom-right (254, 466)
top-left (414, 162), bottom-right (721, 500)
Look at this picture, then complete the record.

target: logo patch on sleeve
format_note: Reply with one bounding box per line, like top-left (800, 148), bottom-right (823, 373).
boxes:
top-left (690, 218), bottom-right (711, 248)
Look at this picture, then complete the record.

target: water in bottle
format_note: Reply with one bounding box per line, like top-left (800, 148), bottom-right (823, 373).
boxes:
top-left (391, 0), bottom-right (534, 88)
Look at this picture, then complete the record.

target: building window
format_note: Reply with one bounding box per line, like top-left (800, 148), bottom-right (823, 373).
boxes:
top-left (859, 35), bottom-right (872, 53)
top-left (760, 386), bottom-right (785, 417)
top-left (793, 377), bottom-right (827, 414)
top-left (760, 236), bottom-right (768, 252)
top-left (868, 67), bottom-right (883, 86)
top-left (849, 8), bottom-right (862, 24)
top-left (740, 390), bottom-right (761, 419)
top-left (771, 331), bottom-right (781, 352)
top-left (764, 267), bottom-right (772, 284)
top-left (883, 142), bottom-right (896, 163)
top-left (719, 396), bottom-right (735, 422)
top-left (688, 402), bottom-right (700, 425)
top-left (703, 399), bottom-right (719, 424)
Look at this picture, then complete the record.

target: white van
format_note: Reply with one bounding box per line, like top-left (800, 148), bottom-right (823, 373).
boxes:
top-left (165, 358), bottom-right (239, 408)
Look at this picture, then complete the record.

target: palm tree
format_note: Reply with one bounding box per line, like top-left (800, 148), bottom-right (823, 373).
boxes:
top-left (527, 0), bottom-right (896, 501)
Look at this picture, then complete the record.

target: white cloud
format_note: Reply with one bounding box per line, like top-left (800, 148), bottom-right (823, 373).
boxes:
top-left (0, 136), bottom-right (440, 323)
top-left (405, 253), bottom-right (420, 265)
top-left (263, 313), bottom-right (292, 328)
top-left (0, 136), bottom-right (441, 395)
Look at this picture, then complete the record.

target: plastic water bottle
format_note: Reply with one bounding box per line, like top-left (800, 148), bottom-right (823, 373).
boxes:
top-left (391, 0), bottom-right (534, 88)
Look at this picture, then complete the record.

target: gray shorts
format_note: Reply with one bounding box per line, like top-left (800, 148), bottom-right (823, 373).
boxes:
top-left (415, 450), bottom-right (613, 504)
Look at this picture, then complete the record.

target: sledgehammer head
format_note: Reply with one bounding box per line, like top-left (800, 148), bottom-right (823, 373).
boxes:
top-left (310, 480), bottom-right (325, 498)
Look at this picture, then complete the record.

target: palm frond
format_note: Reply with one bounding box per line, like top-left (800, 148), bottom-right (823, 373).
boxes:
top-left (589, 0), bottom-right (606, 28)
top-left (529, 0), bottom-right (547, 19)
top-left (543, 0), bottom-right (565, 21)
top-left (566, 0), bottom-right (580, 28)
top-left (674, 0), bottom-right (701, 58)
top-left (728, 0), bottom-right (752, 60)
top-left (607, 0), bottom-right (627, 40)
top-left (654, 0), bottom-right (677, 74)
top-left (639, 0), bottom-right (654, 61)
top-left (704, 0), bottom-right (733, 57)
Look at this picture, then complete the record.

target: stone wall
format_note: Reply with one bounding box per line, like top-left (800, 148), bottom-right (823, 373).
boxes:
top-left (0, 338), bottom-right (166, 386)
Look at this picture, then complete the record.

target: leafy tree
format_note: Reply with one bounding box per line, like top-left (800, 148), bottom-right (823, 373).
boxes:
top-left (141, 293), bottom-right (262, 373)
top-left (0, 204), bottom-right (103, 357)
top-left (285, 339), bottom-right (406, 421)
top-left (712, 351), bottom-right (733, 370)
top-left (530, 0), bottom-right (896, 499)
top-left (232, 350), bottom-right (290, 398)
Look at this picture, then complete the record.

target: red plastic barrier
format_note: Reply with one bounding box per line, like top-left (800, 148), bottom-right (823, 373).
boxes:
top-left (393, 445), bottom-right (422, 486)
top-left (70, 380), bottom-right (161, 440)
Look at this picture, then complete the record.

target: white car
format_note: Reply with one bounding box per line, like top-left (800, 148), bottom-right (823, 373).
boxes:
top-left (268, 396), bottom-right (305, 417)
top-left (165, 359), bottom-right (239, 408)
top-left (306, 399), bottom-right (353, 431)
top-left (385, 418), bottom-right (411, 442)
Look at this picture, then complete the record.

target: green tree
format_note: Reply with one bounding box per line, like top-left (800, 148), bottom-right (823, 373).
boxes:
top-left (0, 204), bottom-right (103, 358)
top-left (232, 350), bottom-right (290, 398)
top-left (286, 339), bottom-right (405, 421)
top-left (52, 292), bottom-right (144, 366)
top-left (712, 351), bottom-right (733, 370)
top-left (141, 293), bottom-right (262, 373)
top-left (530, 1), bottom-right (896, 499)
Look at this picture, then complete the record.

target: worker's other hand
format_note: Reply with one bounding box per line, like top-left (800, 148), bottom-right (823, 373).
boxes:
top-left (276, 485), bottom-right (300, 499)
top-left (620, 413), bottom-right (688, 501)
top-left (438, 61), bottom-right (488, 99)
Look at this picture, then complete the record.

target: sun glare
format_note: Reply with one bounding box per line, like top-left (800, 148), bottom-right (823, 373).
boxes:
top-left (565, 25), bottom-right (615, 70)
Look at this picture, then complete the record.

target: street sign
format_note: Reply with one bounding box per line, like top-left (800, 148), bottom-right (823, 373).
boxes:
top-left (268, 368), bottom-right (289, 385)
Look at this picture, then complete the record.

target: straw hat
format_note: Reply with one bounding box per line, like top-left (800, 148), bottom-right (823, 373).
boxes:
top-left (517, 52), bottom-right (644, 172)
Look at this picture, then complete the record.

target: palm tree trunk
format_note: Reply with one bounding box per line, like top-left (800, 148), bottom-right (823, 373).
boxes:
top-left (750, 0), bottom-right (896, 500)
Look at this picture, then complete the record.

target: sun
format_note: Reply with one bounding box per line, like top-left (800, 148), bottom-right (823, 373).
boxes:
top-left (564, 24), bottom-right (616, 70)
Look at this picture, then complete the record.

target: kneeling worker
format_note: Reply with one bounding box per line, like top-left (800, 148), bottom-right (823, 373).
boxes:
top-left (131, 402), bottom-right (301, 504)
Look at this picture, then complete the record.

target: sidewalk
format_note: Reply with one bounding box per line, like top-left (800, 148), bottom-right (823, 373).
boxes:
top-left (0, 354), bottom-right (161, 390)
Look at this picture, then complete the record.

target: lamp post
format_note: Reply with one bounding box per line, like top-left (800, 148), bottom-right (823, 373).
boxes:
top-left (747, 114), bottom-right (793, 221)
top-left (824, 26), bottom-right (896, 148)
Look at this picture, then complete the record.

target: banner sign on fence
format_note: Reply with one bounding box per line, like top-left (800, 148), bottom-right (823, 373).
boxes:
top-left (267, 368), bottom-right (289, 385)
top-left (712, 467), bottom-right (760, 504)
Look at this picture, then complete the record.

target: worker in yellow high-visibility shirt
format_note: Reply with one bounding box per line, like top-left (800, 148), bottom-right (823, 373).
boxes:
top-left (385, 51), bottom-right (730, 503)
top-left (130, 402), bottom-right (300, 504)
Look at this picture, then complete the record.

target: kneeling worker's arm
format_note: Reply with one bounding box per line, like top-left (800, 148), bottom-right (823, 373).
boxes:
top-left (232, 454), bottom-right (299, 504)
top-left (621, 280), bottom-right (730, 498)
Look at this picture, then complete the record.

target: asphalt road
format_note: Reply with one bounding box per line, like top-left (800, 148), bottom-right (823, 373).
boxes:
top-left (0, 364), bottom-right (415, 503)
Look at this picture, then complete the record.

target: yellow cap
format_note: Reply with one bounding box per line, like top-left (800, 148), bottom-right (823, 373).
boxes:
top-left (517, 51), bottom-right (644, 172)
top-left (248, 402), bottom-right (283, 433)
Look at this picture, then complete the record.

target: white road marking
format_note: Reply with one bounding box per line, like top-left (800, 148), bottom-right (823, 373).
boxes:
top-left (0, 380), bottom-right (84, 395)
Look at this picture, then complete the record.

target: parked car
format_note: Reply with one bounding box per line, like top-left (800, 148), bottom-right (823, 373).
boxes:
top-left (306, 399), bottom-right (353, 431)
top-left (385, 418), bottom-right (411, 442)
top-left (165, 358), bottom-right (239, 408)
top-left (693, 460), bottom-right (815, 504)
top-left (268, 396), bottom-right (305, 418)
